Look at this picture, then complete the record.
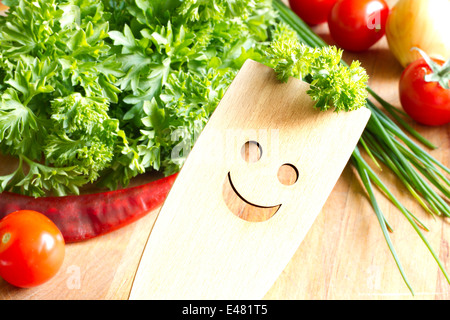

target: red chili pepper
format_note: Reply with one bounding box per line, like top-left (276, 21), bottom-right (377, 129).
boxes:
top-left (0, 174), bottom-right (177, 243)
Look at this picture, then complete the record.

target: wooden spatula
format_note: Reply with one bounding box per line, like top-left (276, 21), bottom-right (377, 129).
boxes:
top-left (128, 60), bottom-right (371, 300)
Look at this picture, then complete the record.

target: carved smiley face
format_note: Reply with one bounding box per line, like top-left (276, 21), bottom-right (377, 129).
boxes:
top-left (223, 140), bottom-right (299, 222)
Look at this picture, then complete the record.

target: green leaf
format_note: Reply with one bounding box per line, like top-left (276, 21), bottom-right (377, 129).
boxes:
top-left (59, 4), bottom-right (81, 30)
top-left (109, 24), bottom-right (137, 48)
top-left (0, 88), bottom-right (46, 159)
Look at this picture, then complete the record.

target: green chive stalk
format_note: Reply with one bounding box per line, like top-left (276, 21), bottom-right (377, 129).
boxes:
top-left (273, 0), bottom-right (450, 295)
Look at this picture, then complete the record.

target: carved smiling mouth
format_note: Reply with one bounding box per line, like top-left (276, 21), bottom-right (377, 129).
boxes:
top-left (223, 172), bottom-right (281, 222)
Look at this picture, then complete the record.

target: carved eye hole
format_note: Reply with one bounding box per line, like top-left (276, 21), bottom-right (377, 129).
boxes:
top-left (277, 164), bottom-right (298, 186)
top-left (241, 141), bottom-right (262, 163)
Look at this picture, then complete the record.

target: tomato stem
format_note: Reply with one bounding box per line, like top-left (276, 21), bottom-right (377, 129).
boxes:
top-left (1, 232), bottom-right (10, 244)
top-left (412, 47), bottom-right (450, 89)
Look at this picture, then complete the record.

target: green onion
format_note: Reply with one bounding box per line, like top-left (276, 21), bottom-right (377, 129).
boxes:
top-left (273, 0), bottom-right (450, 295)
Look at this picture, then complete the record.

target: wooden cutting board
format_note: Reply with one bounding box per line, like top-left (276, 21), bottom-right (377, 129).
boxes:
top-left (1, 0), bottom-right (450, 300)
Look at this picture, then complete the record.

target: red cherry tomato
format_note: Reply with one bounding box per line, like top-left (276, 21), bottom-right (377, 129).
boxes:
top-left (288, 0), bottom-right (338, 26)
top-left (399, 58), bottom-right (450, 126)
top-left (0, 210), bottom-right (65, 288)
top-left (327, 0), bottom-right (389, 52)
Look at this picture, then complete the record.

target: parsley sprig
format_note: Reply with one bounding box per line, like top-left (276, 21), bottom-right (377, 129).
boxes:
top-left (266, 36), bottom-right (369, 112)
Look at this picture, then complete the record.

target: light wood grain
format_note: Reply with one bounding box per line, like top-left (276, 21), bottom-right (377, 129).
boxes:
top-left (128, 60), bottom-right (369, 299)
top-left (1, 0), bottom-right (450, 300)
